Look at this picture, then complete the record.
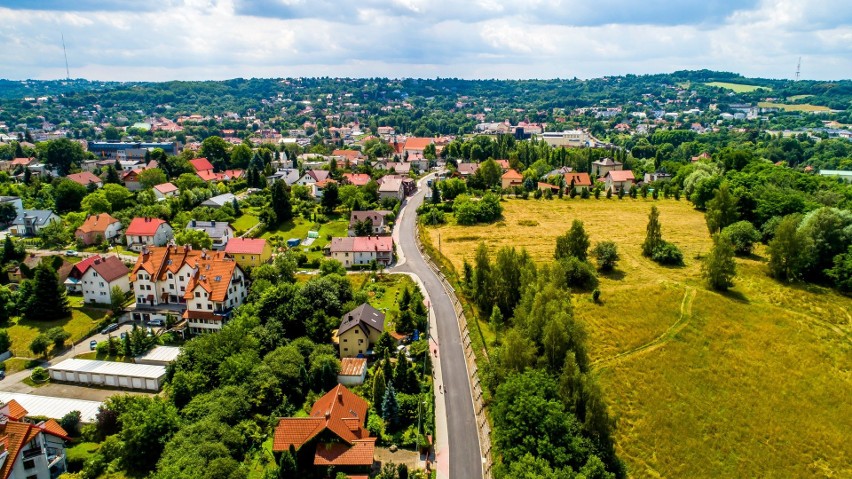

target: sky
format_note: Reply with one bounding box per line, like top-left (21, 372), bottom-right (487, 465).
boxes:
top-left (0, 0), bottom-right (849, 82)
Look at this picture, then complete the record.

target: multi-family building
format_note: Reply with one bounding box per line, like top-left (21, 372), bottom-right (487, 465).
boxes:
top-left (182, 257), bottom-right (248, 334)
top-left (0, 399), bottom-right (69, 479)
top-left (79, 255), bottom-right (130, 305)
top-left (329, 236), bottom-right (393, 268)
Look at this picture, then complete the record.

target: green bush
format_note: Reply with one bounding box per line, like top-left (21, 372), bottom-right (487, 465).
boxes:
top-left (31, 366), bottom-right (49, 382)
top-left (556, 256), bottom-right (598, 289)
top-left (721, 221), bottom-right (761, 256)
top-left (652, 241), bottom-right (684, 266)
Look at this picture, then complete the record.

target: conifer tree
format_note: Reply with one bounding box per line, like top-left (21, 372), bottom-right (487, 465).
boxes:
top-left (642, 206), bottom-right (662, 257)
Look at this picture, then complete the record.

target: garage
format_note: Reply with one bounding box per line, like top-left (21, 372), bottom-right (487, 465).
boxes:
top-left (48, 359), bottom-right (167, 392)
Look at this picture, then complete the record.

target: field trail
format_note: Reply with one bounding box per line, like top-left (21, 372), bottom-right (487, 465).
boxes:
top-left (592, 287), bottom-right (696, 370)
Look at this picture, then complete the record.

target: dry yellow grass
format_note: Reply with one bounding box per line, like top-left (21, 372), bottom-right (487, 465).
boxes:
top-left (426, 197), bottom-right (852, 478)
top-left (758, 101), bottom-right (831, 112)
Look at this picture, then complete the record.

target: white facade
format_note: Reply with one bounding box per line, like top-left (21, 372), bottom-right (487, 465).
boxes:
top-left (125, 223), bottom-right (174, 252)
top-left (539, 130), bottom-right (590, 148)
top-left (134, 261), bottom-right (197, 307)
top-left (185, 266), bottom-right (248, 335)
top-left (80, 266), bottom-right (130, 305)
top-left (2, 430), bottom-right (67, 479)
top-left (48, 358), bottom-right (167, 391)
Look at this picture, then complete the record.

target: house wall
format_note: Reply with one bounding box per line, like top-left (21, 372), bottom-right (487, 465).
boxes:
top-left (378, 187), bottom-right (403, 201)
top-left (81, 268), bottom-right (130, 304)
top-left (10, 432), bottom-right (56, 479)
top-left (338, 328), bottom-right (370, 357)
top-left (337, 370), bottom-right (366, 386)
top-left (153, 224), bottom-right (174, 246)
top-left (230, 245), bottom-right (270, 268)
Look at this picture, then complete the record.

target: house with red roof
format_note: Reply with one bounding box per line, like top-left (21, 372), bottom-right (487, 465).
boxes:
top-left (604, 170), bottom-right (636, 193)
top-left (332, 149), bottom-right (365, 164)
top-left (78, 255), bottom-right (131, 304)
top-left (189, 158), bottom-right (215, 175)
top-left (182, 256), bottom-right (247, 334)
top-left (125, 217), bottom-right (174, 252)
top-left (501, 169), bottom-right (524, 190)
top-left (342, 173), bottom-right (371, 187)
top-left (329, 236), bottom-right (393, 268)
top-left (224, 238), bottom-right (271, 268)
top-left (564, 172), bottom-right (593, 193)
top-left (402, 137), bottom-right (433, 157)
top-left (66, 171), bottom-right (103, 189)
top-left (0, 399), bottom-right (70, 479)
top-left (64, 254), bottom-right (102, 293)
top-left (273, 384), bottom-right (375, 474)
top-left (75, 213), bottom-right (122, 246)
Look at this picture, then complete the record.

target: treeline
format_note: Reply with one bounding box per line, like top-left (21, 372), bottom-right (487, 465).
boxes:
top-left (461, 243), bottom-right (624, 479)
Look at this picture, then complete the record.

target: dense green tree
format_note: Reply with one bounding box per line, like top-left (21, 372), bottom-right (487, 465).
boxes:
top-left (826, 245), bottom-right (852, 292)
top-left (721, 221), bottom-right (760, 256)
top-left (139, 168), bottom-right (168, 189)
top-left (555, 220), bottom-right (590, 261)
top-left (175, 228), bottom-right (213, 249)
top-left (45, 138), bottom-right (84, 175)
top-left (269, 180), bottom-right (292, 225)
top-left (642, 206), bottom-right (662, 257)
top-left (591, 241), bottom-right (619, 272)
top-left (768, 214), bottom-right (812, 282)
top-left (29, 334), bottom-right (51, 357)
top-left (54, 178), bottom-right (87, 213)
top-left (200, 136), bottom-right (230, 171)
top-left (705, 183), bottom-right (738, 234)
top-left (120, 396), bottom-right (181, 472)
top-left (702, 235), bottom-right (737, 291)
top-left (0, 203), bottom-right (17, 225)
top-left (45, 326), bottom-right (71, 351)
top-left (21, 264), bottom-right (70, 321)
top-left (321, 182), bottom-right (340, 214)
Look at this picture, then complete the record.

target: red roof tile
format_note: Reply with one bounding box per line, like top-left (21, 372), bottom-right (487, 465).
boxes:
top-left (606, 170), bottom-right (636, 182)
top-left (313, 439), bottom-right (376, 466)
top-left (564, 172), bottom-right (592, 187)
top-left (1, 399), bottom-right (28, 421)
top-left (502, 169), bottom-right (523, 180)
top-left (403, 137), bottom-right (433, 151)
top-left (126, 217), bottom-right (168, 236)
top-left (224, 238), bottom-right (267, 255)
top-left (339, 358), bottom-right (367, 377)
top-left (66, 171), bottom-right (102, 187)
top-left (154, 182), bottom-right (178, 194)
top-left (190, 158), bottom-right (214, 172)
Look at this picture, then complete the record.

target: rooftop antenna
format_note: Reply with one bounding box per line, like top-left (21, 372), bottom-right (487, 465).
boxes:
top-left (61, 33), bottom-right (70, 80)
top-left (795, 57), bottom-right (801, 81)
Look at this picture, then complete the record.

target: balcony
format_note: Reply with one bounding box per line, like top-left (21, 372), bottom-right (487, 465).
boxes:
top-left (22, 446), bottom-right (43, 459)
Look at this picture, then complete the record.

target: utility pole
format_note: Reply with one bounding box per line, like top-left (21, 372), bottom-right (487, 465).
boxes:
top-left (795, 57), bottom-right (801, 81)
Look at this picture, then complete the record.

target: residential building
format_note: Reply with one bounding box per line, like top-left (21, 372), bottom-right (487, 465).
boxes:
top-left (273, 384), bottom-right (375, 474)
top-left (4, 157), bottom-right (36, 171)
top-left (266, 168), bottom-right (300, 186)
top-left (153, 182), bottom-right (179, 200)
top-left (819, 169), bottom-right (852, 183)
top-left (691, 152), bottom-right (711, 163)
top-left (122, 168), bottom-right (144, 191)
top-left (9, 210), bottom-right (60, 237)
top-left (182, 256), bottom-right (247, 334)
top-left (564, 172), bottom-right (593, 193)
top-left (336, 303), bottom-right (385, 358)
top-left (75, 213), bottom-right (121, 246)
top-left (131, 245), bottom-right (228, 307)
top-left (591, 158), bottom-right (623, 178)
top-left (64, 254), bottom-right (102, 293)
top-left (87, 141), bottom-right (179, 160)
top-left (644, 172), bottom-right (673, 183)
top-left (348, 210), bottom-right (391, 236)
top-left (79, 255), bottom-right (130, 304)
top-left (189, 158), bottom-right (215, 177)
top-left (0, 196), bottom-right (23, 219)
top-left (0, 403), bottom-right (69, 479)
top-left (377, 177), bottom-right (403, 201)
top-left (332, 149), bottom-right (365, 164)
top-left (66, 171), bottom-right (103, 189)
top-left (342, 173), bottom-right (371, 187)
top-left (125, 217), bottom-right (174, 252)
top-left (224, 238), bottom-right (272, 268)
top-left (456, 162), bottom-right (479, 177)
top-left (337, 358), bottom-right (367, 386)
top-left (329, 236), bottom-right (393, 267)
top-left (383, 162), bottom-right (411, 175)
top-left (186, 220), bottom-right (234, 250)
top-left (402, 137), bottom-right (433, 157)
top-left (201, 193), bottom-right (237, 208)
top-left (604, 170), bottom-right (636, 193)
top-left (501, 169), bottom-right (524, 189)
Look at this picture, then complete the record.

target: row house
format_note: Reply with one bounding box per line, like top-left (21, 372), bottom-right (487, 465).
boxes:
top-left (182, 257), bottom-right (248, 334)
top-left (131, 245), bottom-right (227, 307)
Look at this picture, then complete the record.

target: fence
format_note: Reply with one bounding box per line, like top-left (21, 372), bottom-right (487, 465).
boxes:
top-left (414, 224), bottom-right (493, 479)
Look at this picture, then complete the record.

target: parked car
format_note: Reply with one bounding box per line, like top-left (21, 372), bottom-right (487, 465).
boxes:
top-left (101, 323), bottom-right (119, 335)
top-left (89, 340), bottom-right (98, 350)
top-left (64, 250), bottom-right (79, 257)
top-left (148, 319), bottom-right (165, 327)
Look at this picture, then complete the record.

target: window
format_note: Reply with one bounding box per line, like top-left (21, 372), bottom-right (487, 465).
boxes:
top-left (195, 292), bottom-right (200, 297)
top-left (207, 304), bottom-right (212, 310)
top-left (93, 272), bottom-right (99, 277)
top-left (196, 303), bottom-right (201, 309)
top-left (24, 459), bottom-right (35, 469)
top-left (168, 273), bottom-right (173, 278)
top-left (343, 338), bottom-right (347, 342)
top-left (99, 282), bottom-right (104, 287)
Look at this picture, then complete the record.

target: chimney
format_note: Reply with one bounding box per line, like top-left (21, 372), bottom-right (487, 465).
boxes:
top-left (337, 391), bottom-right (343, 403)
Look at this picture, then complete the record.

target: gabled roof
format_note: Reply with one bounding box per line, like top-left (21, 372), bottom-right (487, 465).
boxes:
top-left (0, 418), bottom-right (69, 479)
top-left (190, 158), bottom-right (214, 172)
top-left (564, 172), bottom-right (592, 187)
top-left (349, 210), bottom-right (391, 227)
top-left (76, 213), bottom-right (120, 234)
top-left (378, 177), bottom-right (402, 192)
top-left (70, 254), bottom-right (102, 278)
top-left (342, 173), bottom-right (371, 187)
top-left (12, 209), bottom-right (57, 226)
top-left (224, 238), bottom-right (267, 255)
top-left (605, 170), bottom-right (636, 182)
top-left (457, 162), bottom-right (479, 175)
top-left (0, 399), bottom-right (28, 421)
top-left (273, 384), bottom-right (371, 452)
top-left (131, 245), bottom-right (227, 279)
top-left (183, 258), bottom-right (239, 302)
top-left (126, 217), bottom-right (168, 236)
top-left (201, 193), bottom-right (236, 208)
top-left (88, 256), bottom-right (130, 283)
top-left (592, 158), bottom-right (622, 167)
top-left (154, 182), bottom-right (178, 194)
top-left (330, 236), bottom-right (393, 254)
top-left (10, 157), bottom-right (35, 166)
top-left (403, 137), bottom-right (433, 151)
top-left (186, 220), bottom-right (232, 238)
top-left (332, 149), bottom-right (363, 159)
top-left (339, 357), bottom-right (367, 377)
top-left (313, 439), bottom-right (376, 466)
top-left (309, 170), bottom-right (331, 182)
top-left (36, 418), bottom-right (68, 438)
top-left (338, 303), bottom-right (385, 336)
top-left (66, 171), bottom-right (102, 187)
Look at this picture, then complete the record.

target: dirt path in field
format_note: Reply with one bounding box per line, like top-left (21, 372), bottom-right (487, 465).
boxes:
top-left (592, 287), bottom-right (696, 370)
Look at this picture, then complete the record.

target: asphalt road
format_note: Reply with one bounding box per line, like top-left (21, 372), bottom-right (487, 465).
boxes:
top-left (394, 176), bottom-right (483, 479)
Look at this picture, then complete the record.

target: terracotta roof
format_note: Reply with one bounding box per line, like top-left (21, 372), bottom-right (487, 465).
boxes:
top-left (343, 173), bottom-right (371, 187)
top-left (154, 182), bottom-right (178, 194)
top-left (605, 170), bottom-right (636, 182)
top-left (1, 399), bottom-right (28, 421)
top-left (224, 238), bottom-right (267, 255)
top-left (339, 357), bottom-right (367, 377)
top-left (182, 310), bottom-right (227, 321)
top-left (564, 172), bottom-right (592, 187)
top-left (330, 236), bottom-right (393, 254)
top-left (66, 171), bottom-right (102, 187)
top-left (403, 137), bottom-right (433, 151)
top-left (131, 245), bottom-right (227, 280)
top-left (273, 417), bottom-right (325, 451)
top-left (196, 169), bottom-right (218, 182)
top-left (457, 162), bottom-right (479, 175)
top-left (495, 159), bottom-right (511, 170)
top-left (10, 157), bottom-right (35, 166)
top-left (183, 258), bottom-right (239, 302)
top-left (122, 168), bottom-right (144, 181)
top-left (313, 439), bottom-right (376, 466)
top-left (502, 169), bottom-right (523, 180)
top-left (190, 158), bottom-right (214, 172)
top-left (333, 149), bottom-right (363, 159)
top-left (89, 256), bottom-right (130, 283)
top-left (309, 170), bottom-right (330, 182)
top-left (71, 254), bottom-right (102, 278)
top-left (37, 418), bottom-right (69, 438)
top-left (76, 213), bottom-right (120, 234)
top-left (126, 217), bottom-right (168, 236)
top-left (0, 421), bottom-right (39, 479)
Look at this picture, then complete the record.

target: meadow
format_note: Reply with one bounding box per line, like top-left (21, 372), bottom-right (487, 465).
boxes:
top-left (425, 196), bottom-right (852, 478)
top-left (704, 81), bottom-right (770, 93)
top-left (758, 101), bottom-right (831, 112)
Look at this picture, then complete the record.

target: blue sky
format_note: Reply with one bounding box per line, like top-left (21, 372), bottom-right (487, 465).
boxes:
top-left (0, 0), bottom-right (849, 81)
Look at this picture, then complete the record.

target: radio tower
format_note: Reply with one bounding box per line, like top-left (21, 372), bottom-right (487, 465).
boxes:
top-left (61, 33), bottom-right (70, 80)
top-left (795, 57), bottom-right (801, 81)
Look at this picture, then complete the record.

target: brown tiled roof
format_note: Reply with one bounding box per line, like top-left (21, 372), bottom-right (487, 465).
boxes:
top-left (66, 171), bottom-right (102, 187)
top-left (273, 417), bottom-right (325, 451)
top-left (502, 169), bottom-right (523, 180)
top-left (89, 256), bottom-right (130, 283)
top-left (403, 137), bottom-right (433, 151)
top-left (154, 182), bottom-right (178, 194)
top-left (0, 419), bottom-right (67, 479)
top-left (77, 213), bottom-right (119, 234)
top-left (339, 358), bottom-right (367, 377)
top-left (564, 172), bottom-right (592, 187)
top-left (606, 170), bottom-right (636, 182)
top-left (313, 439), bottom-right (376, 466)
top-left (37, 418), bottom-right (69, 438)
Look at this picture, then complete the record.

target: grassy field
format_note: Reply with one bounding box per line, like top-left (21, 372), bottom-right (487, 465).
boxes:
top-left (263, 215), bottom-right (349, 263)
top-left (758, 101), bottom-right (831, 112)
top-left (705, 81), bottom-right (770, 93)
top-left (231, 213), bottom-right (259, 233)
top-left (425, 197), bottom-right (852, 478)
top-left (5, 306), bottom-right (109, 357)
top-left (787, 94), bottom-right (814, 101)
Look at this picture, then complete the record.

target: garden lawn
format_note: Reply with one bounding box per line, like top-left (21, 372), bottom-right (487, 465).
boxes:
top-left (264, 215), bottom-right (349, 264)
top-left (5, 306), bottom-right (109, 357)
top-left (231, 213), bottom-right (259, 234)
top-left (425, 196), bottom-right (852, 478)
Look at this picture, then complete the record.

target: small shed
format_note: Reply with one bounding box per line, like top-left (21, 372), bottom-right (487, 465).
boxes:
top-left (134, 346), bottom-right (182, 366)
top-left (337, 357), bottom-right (367, 386)
top-left (286, 238), bottom-right (301, 248)
top-left (48, 358), bottom-right (167, 391)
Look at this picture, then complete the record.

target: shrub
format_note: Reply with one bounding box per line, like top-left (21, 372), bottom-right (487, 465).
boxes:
top-left (580, 188), bottom-right (589, 199)
top-left (31, 366), bottom-right (49, 382)
top-left (721, 221), bottom-right (761, 256)
top-left (592, 241), bottom-right (620, 271)
top-left (533, 189), bottom-right (542, 199)
top-left (592, 289), bottom-right (601, 303)
top-left (605, 189), bottom-right (612, 199)
top-left (556, 256), bottom-right (598, 289)
top-left (652, 241), bottom-right (684, 266)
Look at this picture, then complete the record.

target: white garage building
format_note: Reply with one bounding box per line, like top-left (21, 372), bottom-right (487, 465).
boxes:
top-left (48, 358), bottom-right (167, 391)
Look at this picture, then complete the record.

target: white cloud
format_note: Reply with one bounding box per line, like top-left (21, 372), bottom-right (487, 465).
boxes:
top-left (0, 0), bottom-right (848, 81)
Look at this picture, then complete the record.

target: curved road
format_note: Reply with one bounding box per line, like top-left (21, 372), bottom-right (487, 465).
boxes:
top-left (394, 175), bottom-right (483, 479)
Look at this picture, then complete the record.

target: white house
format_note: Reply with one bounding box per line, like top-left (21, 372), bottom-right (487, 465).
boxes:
top-left (9, 210), bottom-right (60, 237)
top-left (329, 236), bottom-right (394, 267)
top-left (0, 404), bottom-right (69, 479)
top-left (182, 258), bottom-right (248, 335)
top-left (186, 220), bottom-right (235, 250)
top-left (604, 170), bottom-right (636, 193)
top-left (131, 245), bottom-right (226, 307)
top-left (125, 217), bottom-right (173, 252)
top-left (153, 182), bottom-right (179, 200)
top-left (79, 255), bottom-right (130, 305)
